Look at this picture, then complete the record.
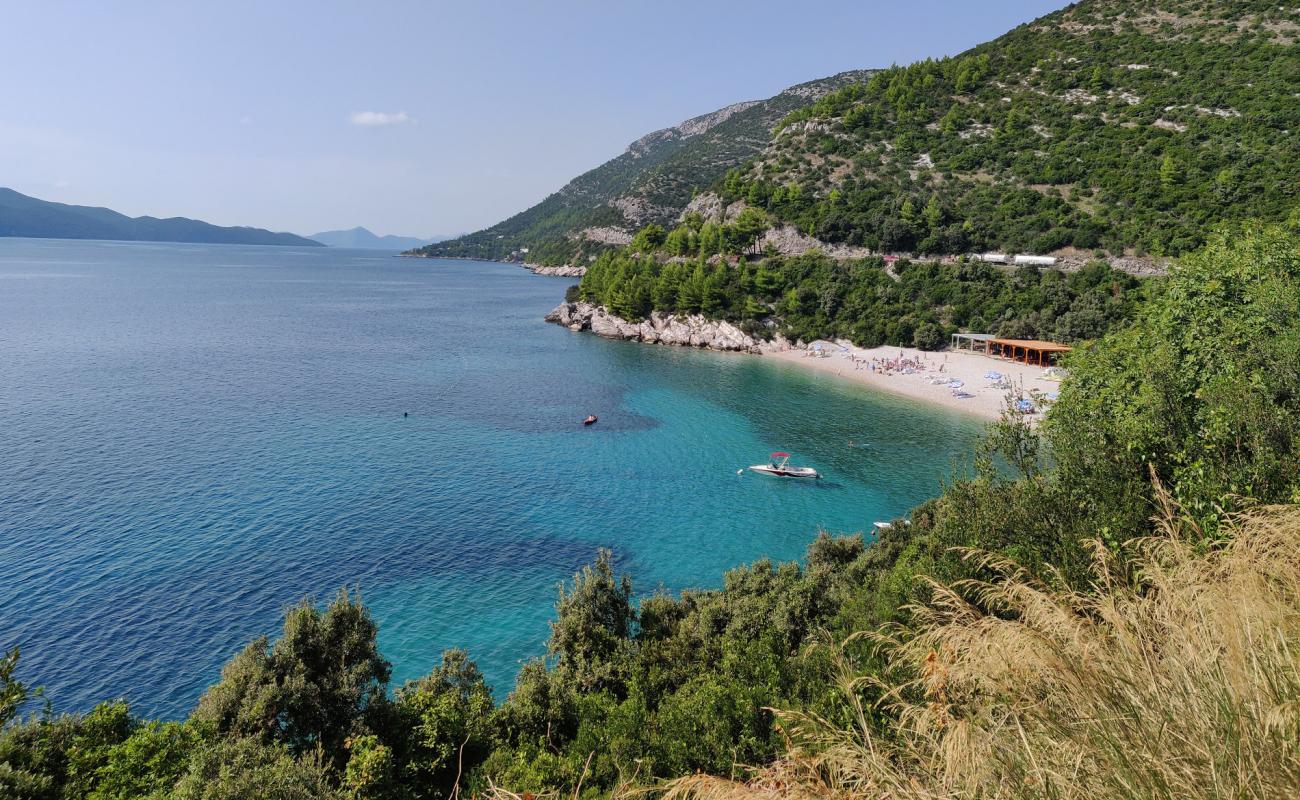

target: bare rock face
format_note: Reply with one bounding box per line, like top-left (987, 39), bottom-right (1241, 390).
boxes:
top-left (627, 101), bottom-right (762, 158)
top-left (525, 263), bottom-right (586, 277)
top-left (545, 301), bottom-right (791, 354)
top-left (611, 196), bottom-right (676, 228)
top-left (680, 192), bottom-right (725, 223)
top-left (757, 225), bottom-right (874, 260)
top-left (579, 227), bottom-right (634, 245)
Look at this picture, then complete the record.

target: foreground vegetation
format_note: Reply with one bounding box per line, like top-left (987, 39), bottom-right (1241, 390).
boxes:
top-left (668, 501), bottom-right (1300, 800)
top-left (4, 222), bottom-right (1299, 799)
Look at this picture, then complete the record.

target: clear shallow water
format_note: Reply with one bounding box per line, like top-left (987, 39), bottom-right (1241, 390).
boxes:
top-left (0, 238), bottom-right (982, 718)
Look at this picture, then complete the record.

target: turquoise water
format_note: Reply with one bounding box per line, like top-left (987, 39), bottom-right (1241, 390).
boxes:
top-left (0, 238), bottom-right (982, 718)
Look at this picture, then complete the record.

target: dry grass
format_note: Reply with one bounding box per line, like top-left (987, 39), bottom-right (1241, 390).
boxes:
top-left (662, 499), bottom-right (1300, 800)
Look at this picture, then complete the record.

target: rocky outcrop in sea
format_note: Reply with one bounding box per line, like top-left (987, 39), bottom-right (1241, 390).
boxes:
top-left (546, 301), bottom-right (790, 354)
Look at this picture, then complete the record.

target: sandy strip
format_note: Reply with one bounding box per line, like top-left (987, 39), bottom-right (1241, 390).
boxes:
top-left (765, 341), bottom-right (1063, 422)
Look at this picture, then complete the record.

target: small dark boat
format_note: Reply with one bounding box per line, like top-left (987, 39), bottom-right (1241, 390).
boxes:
top-left (583, 414), bottom-right (598, 426)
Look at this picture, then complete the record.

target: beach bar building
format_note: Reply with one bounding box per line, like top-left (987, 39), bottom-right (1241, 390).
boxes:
top-left (950, 332), bottom-right (995, 353)
top-left (989, 338), bottom-right (1071, 366)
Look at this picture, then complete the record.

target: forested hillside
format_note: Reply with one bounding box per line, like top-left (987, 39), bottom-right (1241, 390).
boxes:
top-left (574, 248), bottom-right (1144, 348)
top-left (722, 0), bottom-right (1299, 258)
top-left (436, 0), bottom-right (1298, 267)
top-left (411, 71), bottom-right (874, 265)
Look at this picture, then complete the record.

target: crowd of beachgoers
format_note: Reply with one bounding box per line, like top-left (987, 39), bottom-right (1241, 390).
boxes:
top-left (774, 341), bottom-right (1064, 421)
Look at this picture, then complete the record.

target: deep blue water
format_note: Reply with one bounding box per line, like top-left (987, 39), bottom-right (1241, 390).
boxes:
top-left (0, 238), bottom-right (982, 718)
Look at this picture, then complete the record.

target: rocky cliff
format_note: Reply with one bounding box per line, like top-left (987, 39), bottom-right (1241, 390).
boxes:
top-left (545, 301), bottom-right (791, 354)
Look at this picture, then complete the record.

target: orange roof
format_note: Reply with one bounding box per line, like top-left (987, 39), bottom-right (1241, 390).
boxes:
top-left (990, 338), bottom-right (1072, 352)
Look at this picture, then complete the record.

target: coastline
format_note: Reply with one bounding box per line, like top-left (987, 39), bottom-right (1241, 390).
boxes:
top-left (399, 251), bottom-right (587, 277)
top-left (548, 301), bottom-right (1060, 422)
top-left (764, 343), bottom-right (1060, 422)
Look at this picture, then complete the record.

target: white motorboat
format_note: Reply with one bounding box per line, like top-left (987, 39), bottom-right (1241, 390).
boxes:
top-left (747, 452), bottom-right (820, 479)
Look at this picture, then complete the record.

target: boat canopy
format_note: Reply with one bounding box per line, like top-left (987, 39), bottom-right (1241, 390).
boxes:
top-left (770, 451), bottom-right (790, 458)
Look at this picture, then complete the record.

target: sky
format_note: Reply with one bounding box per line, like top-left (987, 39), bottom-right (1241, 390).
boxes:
top-left (1, 1), bottom-right (1066, 237)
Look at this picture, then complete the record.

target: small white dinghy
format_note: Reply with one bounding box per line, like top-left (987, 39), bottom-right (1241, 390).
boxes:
top-left (747, 452), bottom-right (820, 479)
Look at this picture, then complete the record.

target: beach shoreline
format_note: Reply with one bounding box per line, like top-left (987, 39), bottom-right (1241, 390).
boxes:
top-left (545, 301), bottom-right (1061, 423)
top-left (764, 342), bottom-right (1061, 422)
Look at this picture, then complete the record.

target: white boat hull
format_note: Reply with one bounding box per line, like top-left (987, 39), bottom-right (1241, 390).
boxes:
top-left (748, 464), bottom-right (820, 479)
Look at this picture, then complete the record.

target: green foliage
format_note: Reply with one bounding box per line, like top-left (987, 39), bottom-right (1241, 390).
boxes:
top-left (579, 249), bottom-right (1142, 347)
top-left (1046, 222), bottom-right (1300, 538)
top-left (0, 702), bottom-right (133, 800)
top-left (390, 650), bottom-right (495, 800)
top-left (548, 550), bottom-right (634, 694)
top-left (88, 721), bottom-right (198, 800)
top-left (342, 735), bottom-right (399, 800)
top-left (190, 589), bottom-right (391, 771)
top-left (630, 224), bottom-right (666, 253)
top-left (170, 736), bottom-right (345, 800)
top-left (1, 647), bottom-right (28, 729)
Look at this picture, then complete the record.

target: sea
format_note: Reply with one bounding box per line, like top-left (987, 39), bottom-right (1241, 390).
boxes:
top-left (0, 238), bottom-right (982, 718)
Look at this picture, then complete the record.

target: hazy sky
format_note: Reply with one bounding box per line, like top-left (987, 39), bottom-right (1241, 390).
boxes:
top-left (2, 1), bottom-right (1065, 237)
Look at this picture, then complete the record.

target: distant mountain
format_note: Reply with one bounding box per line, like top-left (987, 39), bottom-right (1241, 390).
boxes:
top-left (308, 227), bottom-right (450, 250)
top-left (0, 188), bottom-right (320, 247)
top-left (411, 70), bottom-right (877, 264)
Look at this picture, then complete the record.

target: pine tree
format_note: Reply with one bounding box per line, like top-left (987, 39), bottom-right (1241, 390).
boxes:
top-left (900, 198), bottom-right (917, 225)
top-left (924, 195), bottom-right (943, 229)
top-left (1160, 153), bottom-right (1182, 191)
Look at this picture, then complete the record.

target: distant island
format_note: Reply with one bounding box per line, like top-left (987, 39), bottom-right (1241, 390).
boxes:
top-left (0, 187), bottom-right (320, 247)
top-left (307, 227), bottom-right (452, 250)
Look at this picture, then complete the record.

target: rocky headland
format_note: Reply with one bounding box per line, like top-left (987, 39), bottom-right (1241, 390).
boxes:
top-left (545, 301), bottom-right (790, 354)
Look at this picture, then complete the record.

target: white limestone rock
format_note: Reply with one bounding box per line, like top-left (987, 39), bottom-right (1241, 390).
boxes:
top-left (545, 301), bottom-right (778, 354)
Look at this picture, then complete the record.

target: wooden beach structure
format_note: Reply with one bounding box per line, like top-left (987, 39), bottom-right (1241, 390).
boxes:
top-left (988, 337), bottom-right (1071, 366)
